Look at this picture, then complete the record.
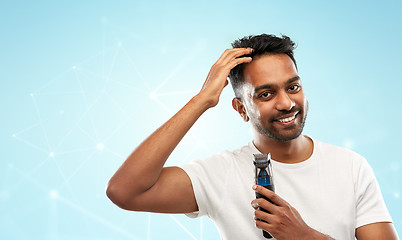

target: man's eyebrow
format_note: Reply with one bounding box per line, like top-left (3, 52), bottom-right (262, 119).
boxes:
top-left (287, 76), bottom-right (300, 84)
top-left (254, 84), bottom-right (273, 93)
top-left (254, 76), bottom-right (300, 93)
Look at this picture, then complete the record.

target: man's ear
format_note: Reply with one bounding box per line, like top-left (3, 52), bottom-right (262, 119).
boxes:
top-left (232, 98), bottom-right (249, 122)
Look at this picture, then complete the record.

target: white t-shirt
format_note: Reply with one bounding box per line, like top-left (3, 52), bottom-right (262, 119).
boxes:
top-left (180, 138), bottom-right (392, 240)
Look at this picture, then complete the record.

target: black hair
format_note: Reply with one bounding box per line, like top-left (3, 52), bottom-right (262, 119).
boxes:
top-left (228, 34), bottom-right (297, 98)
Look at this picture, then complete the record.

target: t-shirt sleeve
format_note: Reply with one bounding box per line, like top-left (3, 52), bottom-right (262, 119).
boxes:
top-left (180, 154), bottom-right (229, 219)
top-left (354, 156), bottom-right (393, 228)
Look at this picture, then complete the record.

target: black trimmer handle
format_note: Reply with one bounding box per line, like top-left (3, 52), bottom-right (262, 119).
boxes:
top-left (255, 185), bottom-right (274, 239)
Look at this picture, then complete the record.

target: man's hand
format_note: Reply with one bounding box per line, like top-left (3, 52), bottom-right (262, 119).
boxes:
top-left (251, 185), bottom-right (334, 240)
top-left (198, 48), bottom-right (253, 108)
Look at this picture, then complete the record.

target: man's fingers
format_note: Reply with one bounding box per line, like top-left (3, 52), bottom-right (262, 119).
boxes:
top-left (254, 209), bottom-right (276, 234)
top-left (227, 47), bottom-right (254, 59)
top-left (252, 185), bottom-right (289, 207)
top-left (224, 48), bottom-right (253, 64)
top-left (216, 48), bottom-right (253, 65)
top-left (251, 197), bottom-right (277, 214)
top-left (254, 209), bottom-right (273, 223)
top-left (228, 57), bottom-right (252, 69)
top-left (255, 218), bottom-right (272, 232)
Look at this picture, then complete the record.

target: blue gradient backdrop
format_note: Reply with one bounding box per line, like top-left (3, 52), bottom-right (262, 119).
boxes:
top-left (1, 0), bottom-right (401, 239)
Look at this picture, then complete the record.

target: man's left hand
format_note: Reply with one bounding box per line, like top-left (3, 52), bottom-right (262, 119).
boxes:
top-left (251, 185), bottom-right (333, 240)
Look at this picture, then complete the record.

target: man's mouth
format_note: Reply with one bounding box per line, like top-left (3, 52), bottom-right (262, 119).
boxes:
top-left (276, 112), bottom-right (298, 123)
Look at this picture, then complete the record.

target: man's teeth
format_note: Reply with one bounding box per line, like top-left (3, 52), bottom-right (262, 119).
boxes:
top-left (278, 114), bottom-right (296, 123)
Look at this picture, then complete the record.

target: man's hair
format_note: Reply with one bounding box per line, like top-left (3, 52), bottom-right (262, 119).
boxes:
top-left (228, 34), bottom-right (297, 98)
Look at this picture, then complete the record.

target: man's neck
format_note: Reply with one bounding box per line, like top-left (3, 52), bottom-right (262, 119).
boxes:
top-left (253, 135), bottom-right (313, 164)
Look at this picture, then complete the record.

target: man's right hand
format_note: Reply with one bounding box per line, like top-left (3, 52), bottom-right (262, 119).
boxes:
top-left (198, 48), bottom-right (253, 108)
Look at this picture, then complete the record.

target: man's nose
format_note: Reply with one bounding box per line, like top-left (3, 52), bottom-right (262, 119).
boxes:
top-left (275, 91), bottom-right (295, 111)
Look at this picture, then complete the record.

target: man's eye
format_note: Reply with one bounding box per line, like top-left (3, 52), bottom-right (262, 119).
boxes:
top-left (259, 92), bottom-right (272, 98)
top-left (289, 85), bottom-right (301, 92)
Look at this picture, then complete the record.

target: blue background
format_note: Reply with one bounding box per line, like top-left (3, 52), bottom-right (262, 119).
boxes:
top-left (1, 0), bottom-right (401, 239)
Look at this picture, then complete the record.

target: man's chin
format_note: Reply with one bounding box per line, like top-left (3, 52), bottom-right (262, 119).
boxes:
top-left (258, 127), bottom-right (303, 142)
top-left (266, 131), bottom-right (301, 142)
top-left (272, 134), bottom-right (301, 142)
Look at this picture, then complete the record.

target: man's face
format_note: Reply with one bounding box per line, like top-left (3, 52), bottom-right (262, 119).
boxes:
top-left (239, 53), bottom-right (308, 142)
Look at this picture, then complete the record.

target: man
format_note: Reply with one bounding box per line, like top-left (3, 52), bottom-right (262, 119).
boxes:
top-left (106, 34), bottom-right (398, 239)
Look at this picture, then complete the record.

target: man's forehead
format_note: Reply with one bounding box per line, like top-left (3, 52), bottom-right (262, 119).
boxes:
top-left (242, 54), bottom-right (299, 88)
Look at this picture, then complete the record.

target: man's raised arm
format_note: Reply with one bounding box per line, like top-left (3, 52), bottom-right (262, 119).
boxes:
top-left (106, 48), bottom-right (253, 213)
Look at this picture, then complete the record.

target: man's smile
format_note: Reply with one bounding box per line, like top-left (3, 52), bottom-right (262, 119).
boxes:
top-left (272, 111), bottom-right (299, 124)
top-left (277, 113), bottom-right (297, 123)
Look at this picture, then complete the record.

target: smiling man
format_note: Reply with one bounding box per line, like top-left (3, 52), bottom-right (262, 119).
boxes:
top-left (106, 34), bottom-right (398, 239)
